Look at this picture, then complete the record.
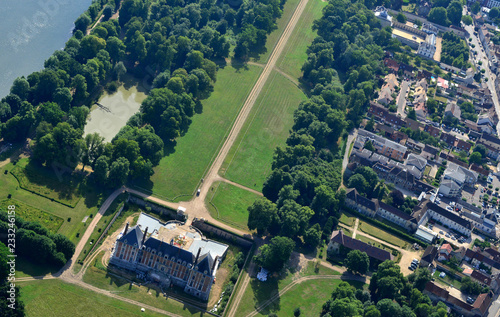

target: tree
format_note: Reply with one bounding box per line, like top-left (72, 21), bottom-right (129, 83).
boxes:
top-left (103, 5), bottom-right (114, 21)
top-left (51, 234), bottom-right (75, 261)
top-left (0, 242), bottom-right (10, 282)
top-left (114, 62), bottom-right (127, 81)
top-left (474, 144), bottom-right (487, 158)
top-left (254, 236), bottom-right (295, 272)
top-left (106, 36), bottom-right (126, 63)
top-left (294, 308), bottom-right (301, 317)
top-left (390, 190), bottom-right (405, 208)
top-left (462, 15), bottom-right (473, 26)
top-left (53, 87), bottom-right (72, 111)
top-left (72, 74), bottom-right (89, 106)
top-left (461, 276), bottom-right (488, 295)
top-left (369, 260), bottom-right (406, 301)
top-left (348, 174), bottom-right (368, 194)
top-left (108, 157), bottom-right (130, 187)
top-left (82, 133), bottom-right (105, 169)
top-left (428, 7), bottom-right (449, 26)
top-left (74, 13), bottom-right (91, 33)
top-left (377, 298), bottom-right (402, 317)
top-left (344, 250), bottom-right (369, 275)
top-left (412, 268), bottom-right (431, 291)
top-left (471, 1), bottom-right (481, 14)
top-left (447, 1), bottom-right (463, 25)
top-left (303, 224), bottom-right (321, 248)
top-left (397, 13), bottom-right (407, 23)
top-left (469, 151), bottom-right (482, 165)
top-left (94, 155), bottom-right (110, 184)
top-left (10, 77), bottom-right (30, 100)
top-left (407, 108), bottom-right (417, 120)
top-left (247, 198), bottom-right (277, 235)
top-left (490, 7), bottom-right (499, 19)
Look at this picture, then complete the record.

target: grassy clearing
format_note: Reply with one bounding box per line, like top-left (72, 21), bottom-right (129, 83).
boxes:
top-left (234, 261), bottom-right (341, 316)
top-left (0, 198), bottom-right (63, 233)
top-left (83, 267), bottom-right (204, 317)
top-left (339, 213), bottom-right (356, 227)
top-left (18, 279), bottom-right (166, 317)
top-left (135, 65), bottom-right (262, 201)
top-left (206, 181), bottom-right (260, 231)
top-left (10, 159), bottom-right (83, 207)
top-left (220, 70), bottom-right (307, 190)
top-left (252, 0), bottom-right (302, 63)
top-left (0, 160), bottom-right (108, 244)
top-left (276, 0), bottom-right (327, 79)
top-left (358, 221), bottom-right (407, 248)
top-left (433, 270), bottom-right (462, 289)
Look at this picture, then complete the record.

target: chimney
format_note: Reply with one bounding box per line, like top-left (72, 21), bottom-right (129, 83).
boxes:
top-left (141, 227), bottom-right (148, 245)
top-left (194, 247), bottom-right (202, 264)
top-left (123, 222), bottom-right (129, 235)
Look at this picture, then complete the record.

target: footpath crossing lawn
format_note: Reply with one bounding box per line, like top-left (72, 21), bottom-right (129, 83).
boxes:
top-left (276, 0), bottom-right (328, 79)
top-left (220, 70), bottom-right (307, 190)
top-left (136, 65), bottom-right (262, 201)
top-left (19, 279), bottom-right (167, 317)
top-left (358, 221), bottom-right (408, 248)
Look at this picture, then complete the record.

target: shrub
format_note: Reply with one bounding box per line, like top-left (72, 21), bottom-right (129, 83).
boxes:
top-left (67, 218), bottom-right (71, 222)
top-left (7, 194), bottom-right (11, 199)
top-left (4, 170), bottom-right (7, 174)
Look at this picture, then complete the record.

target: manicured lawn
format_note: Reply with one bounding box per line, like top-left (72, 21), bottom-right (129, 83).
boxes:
top-left (358, 221), bottom-right (408, 248)
top-left (275, 0), bottom-right (327, 79)
top-left (433, 270), bottom-right (462, 289)
top-left (0, 198), bottom-right (63, 233)
top-left (19, 279), bottom-right (167, 317)
top-left (234, 261), bottom-right (343, 316)
top-left (10, 159), bottom-right (83, 207)
top-left (206, 181), bottom-right (260, 231)
top-left (220, 70), bottom-right (307, 190)
top-left (0, 160), bottom-right (108, 244)
top-left (83, 267), bottom-right (204, 317)
top-left (135, 65), bottom-right (262, 201)
top-left (252, 0), bottom-right (302, 63)
top-left (339, 212), bottom-right (356, 226)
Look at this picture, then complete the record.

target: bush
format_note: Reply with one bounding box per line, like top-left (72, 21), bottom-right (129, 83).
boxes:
top-left (106, 81), bottom-right (119, 93)
top-left (4, 170), bottom-right (7, 174)
top-left (7, 194), bottom-right (11, 199)
top-left (67, 218), bottom-right (71, 222)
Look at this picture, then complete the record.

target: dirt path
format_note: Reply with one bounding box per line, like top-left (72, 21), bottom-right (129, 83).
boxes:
top-left (352, 218), bottom-right (359, 239)
top-left (341, 129), bottom-right (357, 187)
top-left (215, 176), bottom-right (263, 196)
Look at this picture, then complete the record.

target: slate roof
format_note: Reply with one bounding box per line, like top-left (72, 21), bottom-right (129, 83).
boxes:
top-left (118, 226), bottom-right (144, 247)
top-left (406, 153), bottom-right (427, 171)
top-left (421, 245), bottom-right (438, 263)
top-left (427, 203), bottom-right (473, 230)
top-left (345, 188), bottom-right (379, 212)
top-left (471, 270), bottom-right (492, 286)
top-left (378, 201), bottom-right (412, 220)
top-left (330, 230), bottom-right (393, 262)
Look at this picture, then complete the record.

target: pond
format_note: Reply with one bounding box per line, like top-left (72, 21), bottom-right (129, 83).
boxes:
top-left (84, 81), bottom-right (147, 142)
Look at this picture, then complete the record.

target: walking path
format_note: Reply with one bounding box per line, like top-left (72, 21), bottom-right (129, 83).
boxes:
top-left (341, 129), bottom-right (358, 187)
top-left (352, 218), bottom-right (359, 239)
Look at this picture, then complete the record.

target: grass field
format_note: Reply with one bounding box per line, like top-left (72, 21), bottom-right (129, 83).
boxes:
top-left (206, 181), bottom-right (261, 230)
top-left (358, 221), bottom-right (407, 248)
top-left (19, 279), bottom-right (167, 317)
top-left (275, 0), bottom-right (327, 79)
top-left (10, 159), bottom-right (83, 207)
top-left (220, 70), bottom-right (307, 190)
top-left (339, 213), bottom-right (356, 227)
top-left (0, 160), bottom-right (109, 243)
top-left (433, 270), bottom-right (462, 289)
top-left (0, 198), bottom-right (63, 233)
top-left (135, 65), bottom-right (262, 201)
top-left (235, 261), bottom-right (363, 316)
top-left (252, 0), bottom-right (302, 63)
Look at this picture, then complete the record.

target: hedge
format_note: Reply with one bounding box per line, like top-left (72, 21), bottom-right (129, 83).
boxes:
top-left (343, 206), bottom-right (428, 248)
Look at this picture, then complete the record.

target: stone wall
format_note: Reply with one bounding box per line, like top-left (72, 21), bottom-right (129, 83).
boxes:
top-left (191, 218), bottom-right (253, 249)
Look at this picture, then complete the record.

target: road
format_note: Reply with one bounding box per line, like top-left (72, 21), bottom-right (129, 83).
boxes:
top-left (397, 80), bottom-right (410, 118)
top-left (341, 129), bottom-right (358, 186)
top-left (463, 9), bottom-right (500, 135)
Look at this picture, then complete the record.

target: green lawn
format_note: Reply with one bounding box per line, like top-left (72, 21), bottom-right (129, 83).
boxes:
top-left (0, 160), bottom-right (108, 244)
top-left (220, 70), bottom-right (307, 190)
top-left (339, 212), bottom-right (356, 227)
top-left (19, 279), bottom-right (167, 317)
top-left (358, 221), bottom-right (408, 248)
top-left (135, 65), bottom-right (262, 201)
top-left (206, 181), bottom-right (261, 231)
top-left (275, 0), bottom-right (327, 79)
top-left (83, 267), bottom-right (203, 317)
top-left (235, 262), bottom-right (360, 317)
top-left (433, 270), bottom-right (462, 289)
top-left (0, 198), bottom-right (63, 233)
top-left (252, 0), bottom-right (302, 63)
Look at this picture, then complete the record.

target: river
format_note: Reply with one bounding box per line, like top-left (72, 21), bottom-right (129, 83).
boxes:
top-left (0, 0), bottom-right (92, 98)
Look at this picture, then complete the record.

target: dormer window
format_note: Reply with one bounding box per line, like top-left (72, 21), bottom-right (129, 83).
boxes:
top-left (124, 239), bottom-right (128, 244)
top-left (158, 252), bottom-right (162, 257)
top-left (171, 257), bottom-right (175, 261)
top-left (147, 247), bottom-right (151, 252)
top-left (134, 243), bottom-right (137, 247)
top-left (152, 250), bottom-right (156, 255)
top-left (164, 255), bottom-right (168, 259)
top-left (204, 271), bottom-right (207, 275)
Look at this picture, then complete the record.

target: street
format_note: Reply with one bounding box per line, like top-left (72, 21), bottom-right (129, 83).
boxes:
top-left (397, 80), bottom-right (410, 118)
top-left (463, 6), bottom-right (500, 135)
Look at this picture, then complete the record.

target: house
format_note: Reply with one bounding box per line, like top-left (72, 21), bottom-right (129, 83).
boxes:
top-left (384, 58), bottom-right (400, 73)
top-left (440, 132), bottom-right (457, 148)
top-left (465, 119), bottom-right (480, 132)
top-left (378, 201), bottom-right (418, 232)
top-left (421, 144), bottom-right (439, 160)
top-left (328, 229), bottom-right (394, 262)
top-left (418, 69), bottom-right (433, 80)
top-left (455, 139), bottom-right (472, 153)
top-left (385, 165), bottom-right (416, 190)
top-left (405, 153), bottom-right (427, 173)
top-left (439, 179), bottom-right (462, 198)
top-left (420, 245), bottom-right (438, 267)
top-left (378, 74), bottom-right (399, 105)
top-left (443, 162), bottom-right (478, 186)
top-left (479, 134), bottom-right (500, 157)
top-left (374, 6), bottom-right (393, 28)
top-left (424, 124), bottom-right (441, 138)
top-left (357, 129), bottom-right (407, 161)
top-left (414, 102), bottom-right (428, 119)
top-left (368, 102), bottom-right (406, 129)
top-left (438, 243), bottom-right (453, 261)
top-left (445, 101), bottom-right (462, 119)
top-left (418, 1), bottom-right (431, 17)
top-left (470, 163), bottom-right (490, 177)
top-left (110, 213), bottom-right (228, 301)
top-left (405, 139), bottom-right (425, 153)
top-left (417, 33), bottom-right (436, 59)
top-left (405, 117), bottom-right (423, 131)
top-left (424, 282), bottom-right (494, 317)
top-left (345, 188), bottom-right (378, 217)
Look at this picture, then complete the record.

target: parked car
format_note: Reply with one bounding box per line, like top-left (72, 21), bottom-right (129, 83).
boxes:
top-left (439, 231), bottom-right (444, 234)
top-left (446, 233), bottom-right (451, 238)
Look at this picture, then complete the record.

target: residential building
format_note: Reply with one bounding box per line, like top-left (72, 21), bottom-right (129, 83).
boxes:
top-left (455, 139), bottom-right (472, 153)
top-left (378, 74), bottom-right (399, 105)
top-left (417, 201), bottom-right (473, 236)
top-left (357, 129), bottom-right (407, 161)
top-left (420, 245), bottom-right (438, 267)
top-left (424, 282), bottom-right (494, 317)
top-left (445, 101), bottom-right (462, 119)
top-left (439, 179), bottom-right (461, 198)
top-left (109, 213), bottom-right (228, 301)
top-left (440, 132), bottom-right (457, 148)
top-left (374, 6), bottom-right (393, 28)
top-left (384, 58), bottom-right (400, 73)
top-left (424, 124), bottom-right (441, 138)
top-left (345, 188), bottom-right (378, 217)
top-left (368, 102), bottom-right (406, 129)
top-left (438, 243), bottom-right (453, 261)
top-left (328, 229), bottom-right (394, 262)
top-left (414, 102), bottom-right (428, 119)
top-left (443, 162), bottom-right (478, 186)
top-left (417, 33), bottom-right (437, 59)
top-left (479, 134), bottom-right (500, 157)
top-left (405, 153), bottom-right (427, 173)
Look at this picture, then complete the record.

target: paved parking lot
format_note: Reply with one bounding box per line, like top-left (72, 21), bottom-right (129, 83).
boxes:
top-left (424, 222), bottom-right (472, 248)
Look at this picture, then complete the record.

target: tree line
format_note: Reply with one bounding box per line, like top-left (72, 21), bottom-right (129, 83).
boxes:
top-left (249, 0), bottom-right (395, 256)
top-left (0, 212), bottom-right (75, 268)
top-left (0, 0), bottom-right (287, 187)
